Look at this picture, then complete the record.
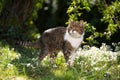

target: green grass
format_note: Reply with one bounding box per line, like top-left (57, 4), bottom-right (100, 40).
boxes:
top-left (0, 42), bottom-right (120, 80)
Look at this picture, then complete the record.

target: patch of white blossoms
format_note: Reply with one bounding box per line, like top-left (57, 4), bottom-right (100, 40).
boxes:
top-left (76, 43), bottom-right (119, 66)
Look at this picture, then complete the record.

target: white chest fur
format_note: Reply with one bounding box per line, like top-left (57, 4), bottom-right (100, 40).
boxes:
top-left (64, 30), bottom-right (84, 49)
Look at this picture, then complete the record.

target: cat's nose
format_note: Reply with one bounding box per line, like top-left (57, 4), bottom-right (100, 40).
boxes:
top-left (69, 30), bottom-right (73, 34)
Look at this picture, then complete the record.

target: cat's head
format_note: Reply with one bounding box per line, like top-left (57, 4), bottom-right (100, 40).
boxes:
top-left (67, 20), bottom-right (84, 38)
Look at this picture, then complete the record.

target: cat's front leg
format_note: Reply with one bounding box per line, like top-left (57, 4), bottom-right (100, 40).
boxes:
top-left (68, 50), bottom-right (77, 66)
top-left (63, 41), bottom-right (74, 66)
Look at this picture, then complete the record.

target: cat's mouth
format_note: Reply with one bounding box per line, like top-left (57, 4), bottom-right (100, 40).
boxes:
top-left (68, 30), bottom-right (82, 38)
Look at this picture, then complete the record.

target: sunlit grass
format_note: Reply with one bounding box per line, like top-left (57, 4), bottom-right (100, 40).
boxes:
top-left (0, 42), bottom-right (120, 80)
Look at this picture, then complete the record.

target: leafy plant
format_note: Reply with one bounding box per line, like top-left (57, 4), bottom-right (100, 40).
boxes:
top-left (67, 0), bottom-right (120, 45)
top-left (0, 40), bottom-right (120, 80)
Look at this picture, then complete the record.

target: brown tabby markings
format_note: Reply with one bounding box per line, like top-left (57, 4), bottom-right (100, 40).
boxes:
top-left (37, 20), bottom-right (84, 65)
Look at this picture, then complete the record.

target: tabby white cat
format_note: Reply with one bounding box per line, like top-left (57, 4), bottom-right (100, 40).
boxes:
top-left (18, 20), bottom-right (84, 65)
top-left (37, 20), bottom-right (84, 65)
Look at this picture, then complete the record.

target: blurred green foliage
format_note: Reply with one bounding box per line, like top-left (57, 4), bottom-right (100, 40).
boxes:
top-left (0, 0), bottom-right (120, 46)
top-left (0, 0), bottom-right (44, 41)
top-left (67, 0), bottom-right (120, 46)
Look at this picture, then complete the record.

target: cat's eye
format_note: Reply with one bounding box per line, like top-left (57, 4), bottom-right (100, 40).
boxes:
top-left (69, 30), bottom-right (77, 34)
top-left (73, 31), bottom-right (77, 33)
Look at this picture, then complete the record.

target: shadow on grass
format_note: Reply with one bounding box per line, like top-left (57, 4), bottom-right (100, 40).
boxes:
top-left (10, 47), bottom-right (65, 80)
top-left (10, 47), bottom-right (82, 80)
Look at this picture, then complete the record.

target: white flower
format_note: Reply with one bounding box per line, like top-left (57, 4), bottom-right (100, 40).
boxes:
top-left (118, 65), bottom-right (120, 68)
top-left (53, 64), bottom-right (57, 68)
top-left (27, 63), bottom-right (31, 67)
top-left (7, 63), bottom-right (13, 67)
top-left (94, 67), bottom-right (100, 71)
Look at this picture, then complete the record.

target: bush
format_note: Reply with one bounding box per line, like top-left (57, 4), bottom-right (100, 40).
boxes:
top-left (0, 43), bottom-right (20, 79)
top-left (67, 0), bottom-right (120, 45)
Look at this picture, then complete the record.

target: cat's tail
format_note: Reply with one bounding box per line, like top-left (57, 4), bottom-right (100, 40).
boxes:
top-left (16, 41), bottom-right (40, 49)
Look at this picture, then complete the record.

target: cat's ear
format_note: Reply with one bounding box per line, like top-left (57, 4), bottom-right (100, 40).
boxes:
top-left (69, 20), bottom-right (75, 24)
top-left (79, 20), bottom-right (84, 27)
top-left (68, 20), bottom-right (73, 27)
